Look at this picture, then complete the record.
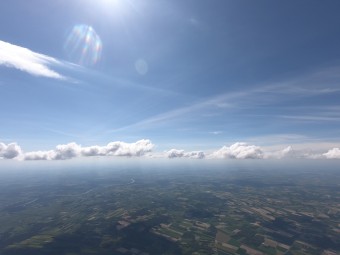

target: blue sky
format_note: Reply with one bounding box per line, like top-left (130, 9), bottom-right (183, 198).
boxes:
top-left (1, 0), bottom-right (340, 160)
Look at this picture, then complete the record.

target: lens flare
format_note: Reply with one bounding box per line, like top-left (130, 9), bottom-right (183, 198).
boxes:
top-left (64, 25), bottom-right (102, 66)
top-left (135, 59), bottom-right (148, 75)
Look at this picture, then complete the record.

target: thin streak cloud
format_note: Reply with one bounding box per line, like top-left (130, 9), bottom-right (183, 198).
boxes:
top-left (109, 66), bottom-right (340, 133)
top-left (278, 115), bottom-right (340, 122)
top-left (0, 40), bottom-right (65, 79)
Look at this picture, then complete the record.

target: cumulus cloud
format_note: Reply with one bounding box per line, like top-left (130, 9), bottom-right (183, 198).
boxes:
top-left (24, 139), bottom-right (154, 160)
top-left (3, 139), bottom-right (340, 161)
top-left (185, 151), bottom-right (205, 159)
top-left (264, 146), bottom-right (299, 159)
top-left (83, 139), bottom-right (155, 157)
top-left (24, 150), bottom-right (54, 161)
top-left (0, 40), bottom-right (65, 79)
top-left (323, 148), bottom-right (340, 159)
top-left (167, 149), bottom-right (205, 159)
top-left (53, 142), bottom-right (81, 160)
top-left (167, 149), bottom-right (185, 158)
top-left (0, 142), bottom-right (22, 159)
top-left (81, 145), bottom-right (106, 157)
top-left (210, 142), bottom-right (264, 159)
top-left (105, 140), bottom-right (154, 157)
top-left (24, 142), bottom-right (81, 160)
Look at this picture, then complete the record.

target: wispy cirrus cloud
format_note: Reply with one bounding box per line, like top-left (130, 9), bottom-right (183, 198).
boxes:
top-left (108, 66), bottom-right (340, 133)
top-left (278, 115), bottom-right (340, 122)
top-left (0, 40), bottom-right (65, 79)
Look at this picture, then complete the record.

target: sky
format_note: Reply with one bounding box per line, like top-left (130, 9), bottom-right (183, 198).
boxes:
top-left (1, 0), bottom-right (340, 161)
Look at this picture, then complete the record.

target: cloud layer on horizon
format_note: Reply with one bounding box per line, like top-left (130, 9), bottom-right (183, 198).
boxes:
top-left (166, 149), bottom-right (205, 159)
top-left (0, 140), bottom-right (340, 161)
top-left (264, 146), bottom-right (297, 159)
top-left (209, 142), bottom-right (264, 159)
top-left (323, 148), bottom-right (340, 159)
top-left (24, 140), bottom-right (154, 160)
top-left (0, 40), bottom-right (65, 79)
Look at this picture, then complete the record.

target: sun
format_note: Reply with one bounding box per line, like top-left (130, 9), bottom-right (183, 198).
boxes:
top-left (93, 0), bottom-right (134, 17)
top-left (98, 0), bottom-right (130, 15)
top-left (102, 0), bottom-right (121, 7)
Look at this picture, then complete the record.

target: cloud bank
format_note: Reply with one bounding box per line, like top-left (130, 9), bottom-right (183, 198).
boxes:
top-left (264, 146), bottom-right (298, 159)
top-left (210, 142), bottom-right (264, 159)
top-left (24, 139), bottom-right (154, 160)
top-left (0, 142), bottom-right (22, 159)
top-left (0, 140), bottom-right (340, 161)
top-left (24, 142), bottom-right (81, 160)
top-left (166, 149), bottom-right (205, 159)
top-left (0, 40), bottom-right (65, 79)
top-left (323, 148), bottom-right (340, 159)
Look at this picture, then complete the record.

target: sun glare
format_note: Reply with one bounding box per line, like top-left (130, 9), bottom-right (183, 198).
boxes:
top-left (93, 0), bottom-right (132, 19)
top-left (102, 0), bottom-right (121, 8)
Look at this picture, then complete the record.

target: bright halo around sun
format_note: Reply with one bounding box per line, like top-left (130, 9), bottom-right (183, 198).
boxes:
top-left (96, 0), bottom-right (133, 16)
top-left (100, 0), bottom-right (125, 10)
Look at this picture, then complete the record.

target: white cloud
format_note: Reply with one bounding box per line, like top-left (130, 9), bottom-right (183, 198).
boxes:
top-left (24, 139), bottom-right (154, 160)
top-left (81, 145), bottom-right (106, 157)
top-left (263, 145), bottom-right (340, 159)
top-left (167, 149), bottom-right (185, 158)
top-left (210, 142), bottom-right (264, 159)
top-left (53, 142), bottom-right (81, 160)
top-left (0, 142), bottom-right (22, 159)
top-left (80, 140), bottom-right (155, 157)
top-left (105, 139), bottom-right (154, 157)
top-left (24, 150), bottom-right (54, 161)
top-left (280, 146), bottom-right (294, 157)
top-left (0, 40), bottom-right (65, 79)
top-left (264, 146), bottom-right (298, 159)
top-left (24, 142), bottom-right (81, 160)
top-left (2, 139), bottom-right (340, 161)
top-left (185, 151), bottom-right (205, 159)
top-left (323, 148), bottom-right (340, 159)
top-left (166, 149), bottom-right (205, 159)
